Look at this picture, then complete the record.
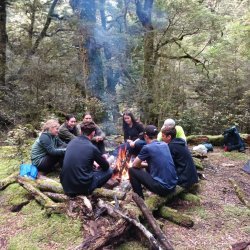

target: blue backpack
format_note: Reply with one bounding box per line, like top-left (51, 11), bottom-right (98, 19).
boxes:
top-left (20, 163), bottom-right (38, 180)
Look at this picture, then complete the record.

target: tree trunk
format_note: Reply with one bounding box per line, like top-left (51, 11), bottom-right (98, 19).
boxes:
top-left (0, 0), bottom-right (7, 89)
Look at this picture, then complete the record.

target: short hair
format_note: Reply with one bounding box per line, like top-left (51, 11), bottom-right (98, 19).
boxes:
top-left (80, 121), bottom-right (96, 136)
top-left (42, 119), bottom-right (60, 132)
top-left (163, 118), bottom-right (175, 129)
top-left (162, 127), bottom-right (176, 139)
top-left (65, 114), bottom-right (76, 121)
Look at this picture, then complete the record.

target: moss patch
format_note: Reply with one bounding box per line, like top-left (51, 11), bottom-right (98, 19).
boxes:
top-left (7, 201), bottom-right (82, 249)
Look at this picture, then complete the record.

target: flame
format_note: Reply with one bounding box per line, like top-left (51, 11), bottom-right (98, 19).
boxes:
top-left (112, 146), bottom-right (131, 181)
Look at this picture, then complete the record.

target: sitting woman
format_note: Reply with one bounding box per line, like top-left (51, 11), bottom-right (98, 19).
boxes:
top-left (81, 112), bottom-right (106, 155)
top-left (122, 111), bottom-right (146, 156)
top-left (58, 114), bottom-right (80, 143)
top-left (31, 119), bottom-right (67, 173)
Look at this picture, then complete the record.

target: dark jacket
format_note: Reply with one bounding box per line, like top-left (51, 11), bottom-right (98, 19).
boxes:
top-left (60, 135), bottom-right (109, 196)
top-left (123, 122), bottom-right (144, 141)
top-left (58, 123), bottom-right (80, 143)
top-left (31, 132), bottom-right (66, 167)
top-left (168, 138), bottom-right (198, 188)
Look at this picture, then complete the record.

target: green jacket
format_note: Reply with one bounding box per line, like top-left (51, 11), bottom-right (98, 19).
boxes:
top-left (58, 123), bottom-right (80, 143)
top-left (31, 132), bottom-right (66, 166)
top-left (157, 125), bottom-right (186, 141)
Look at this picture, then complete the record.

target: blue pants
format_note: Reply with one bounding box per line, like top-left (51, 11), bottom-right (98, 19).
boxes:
top-left (88, 168), bottom-right (113, 194)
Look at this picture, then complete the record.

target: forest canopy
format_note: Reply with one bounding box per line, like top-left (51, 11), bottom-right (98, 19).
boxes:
top-left (0, 0), bottom-right (249, 136)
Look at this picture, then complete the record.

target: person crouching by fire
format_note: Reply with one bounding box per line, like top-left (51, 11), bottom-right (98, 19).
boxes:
top-left (60, 121), bottom-right (113, 197)
top-left (128, 125), bottom-right (178, 199)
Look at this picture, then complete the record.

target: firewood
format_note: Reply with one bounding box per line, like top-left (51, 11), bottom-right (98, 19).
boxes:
top-left (44, 192), bottom-right (68, 202)
top-left (17, 177), bottom-right (66, 214)
top-left (158, 206), bottom-right (194, 228)
top-left (0, 171), bottom-right (19, 190)
top-left (97, 199), bottom-right (165, 250)
top-left (74, 219), bottom-right (130, 250)
top-left (229, 178), bottom-right (250, 209)
top-left (132, 193), bottom-right (174, 250)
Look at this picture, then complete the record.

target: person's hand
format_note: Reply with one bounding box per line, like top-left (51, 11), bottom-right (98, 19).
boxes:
top-left (127, 139), bottom-right (135, 148)
top-left (95, 136), bottom-right (103, 142)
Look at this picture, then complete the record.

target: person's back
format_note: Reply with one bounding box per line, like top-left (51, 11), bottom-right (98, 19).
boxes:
top-left (162, 127), bottom-right (198, 188)
top-left (60, 122), bottom-right (112, 197)
top-left (141, 141), bottom-right (177, 189)
top-left (168, 138), bottom-right (198, 188)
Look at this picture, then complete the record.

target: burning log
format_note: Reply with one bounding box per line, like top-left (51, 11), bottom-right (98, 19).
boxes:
top-left (132, 193), bottom-right (174, 250)
top-left (0, 171), bottom-right (19, 190)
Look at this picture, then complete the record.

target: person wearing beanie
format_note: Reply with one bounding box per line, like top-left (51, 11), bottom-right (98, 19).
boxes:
top-left (128, 125), bottom-right (178, 199)
top-left (157, 118), bottom-right (186, 142)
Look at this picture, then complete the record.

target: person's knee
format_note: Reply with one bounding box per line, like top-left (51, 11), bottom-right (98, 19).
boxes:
top-left (128, 167), bottom-right (136, 177)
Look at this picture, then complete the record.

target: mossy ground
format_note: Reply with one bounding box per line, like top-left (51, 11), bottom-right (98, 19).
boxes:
top-left (1, 146), bottom-right (250, 249)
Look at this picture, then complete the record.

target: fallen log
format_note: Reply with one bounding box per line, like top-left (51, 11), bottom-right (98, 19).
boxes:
top-left (145, 186), bottom-right (185, 211)
top-left (179, 193), bottom-right (201, 205)
top-left (132, 193), bottom-right (174, 250)
top-left (44, 192), bottom-right (68, 202)
top-left (97, 199), bottom-right (165, 250)
top-left (187, 134), bottom-right (250, 146)
top-left (17, 177), bottom-right (66, 214)
top-left (229, 178), bottom-right (250, 209)
top-left (74, 219), bottom-right (131, 250)
top-left (158, 206), bottom-right (194, 228)
top-left (192, 157), bottom-right (204, 170)
top-left (0, 171), bottom-right (19, 190)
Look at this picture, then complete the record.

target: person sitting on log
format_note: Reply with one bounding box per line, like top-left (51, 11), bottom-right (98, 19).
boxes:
top-left (58, 114), bottom-right (80, 143)
top-left (157, 118), bottom-right (186, 142)
top-left (60, 121), bottom-right (113, 197)
top-left (78, 112), bottom-right (106, 155)
top-left (31, 119), bottom-right (67, 173)
top-left (122, 111), bottom-right (146, 157)
top-left (128, 125), bottom-right (178, 199)
top-left (162, 127), bottom-right (198, 188)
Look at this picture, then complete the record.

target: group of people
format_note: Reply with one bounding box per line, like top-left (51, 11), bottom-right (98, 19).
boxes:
top-left (30, 111), bottom-right (198, 199)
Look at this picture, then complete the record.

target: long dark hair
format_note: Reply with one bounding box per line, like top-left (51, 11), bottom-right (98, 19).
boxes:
top-left (122, 111), bottom-right (138, 131)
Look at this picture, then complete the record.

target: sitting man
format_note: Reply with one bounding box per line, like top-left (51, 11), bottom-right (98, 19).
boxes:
top-left (128, 125), bottom-right (178, 199)
top-left (157, 118), bottom-right (186, 142)
top-left (60, 121), bottom-right (113, 197)
top-left (162, 127), bottom-right (198, 188)
top-left (58, 114), bottom-right (80, 143)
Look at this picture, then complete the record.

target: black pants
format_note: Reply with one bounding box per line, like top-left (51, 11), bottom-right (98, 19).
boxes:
top-left (38, 155), bottom-right (64, 173)
top-left (128, 167), bottom-right (175, 199)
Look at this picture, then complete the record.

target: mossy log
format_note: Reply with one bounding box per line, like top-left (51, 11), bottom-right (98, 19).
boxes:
top-left (229, 178), bottom-right (250, 209)
top-left (187, 134), bottom-right (250, 146)
top-left (179, 193), bottom-right (201, 205)
top-left (145, 186), bottom-right (185, 211)
top-left (192, 157), bottom-right (204, 170)
top-left (17, 177), bottom-right (66, 214)
top-left (44, 192), bottom-right (68, 202)
top-left (159, 206), bottom-right (194, 228)
top-left (0, 171), bottom-right (19, 190)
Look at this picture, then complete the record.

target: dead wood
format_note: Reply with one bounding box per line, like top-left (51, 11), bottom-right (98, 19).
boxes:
top-left (74, 219), bottom-right (130, 250)
top-left (229, 178), bottom-right (250, 209)
top-left (179, 193), bottom-right (201, 205)
top-left (17, 177), bottom-right (66, 214)
top-left (232, 241), bottom-right (250, 250)
top-left (192, 157), bottom-right (204, 170)
top-left (44, 192), bottom-right (68, 202)
top-left (145, 186), bottom-right (185, 211)
top-left (0, 171), bottom-right (19, 190)
top-left (97, 199), bottom-right (165, 250)
top-left (132, 193), bottom-right (174, 250)
top-left (158, 206), bottom-right (194, 228)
